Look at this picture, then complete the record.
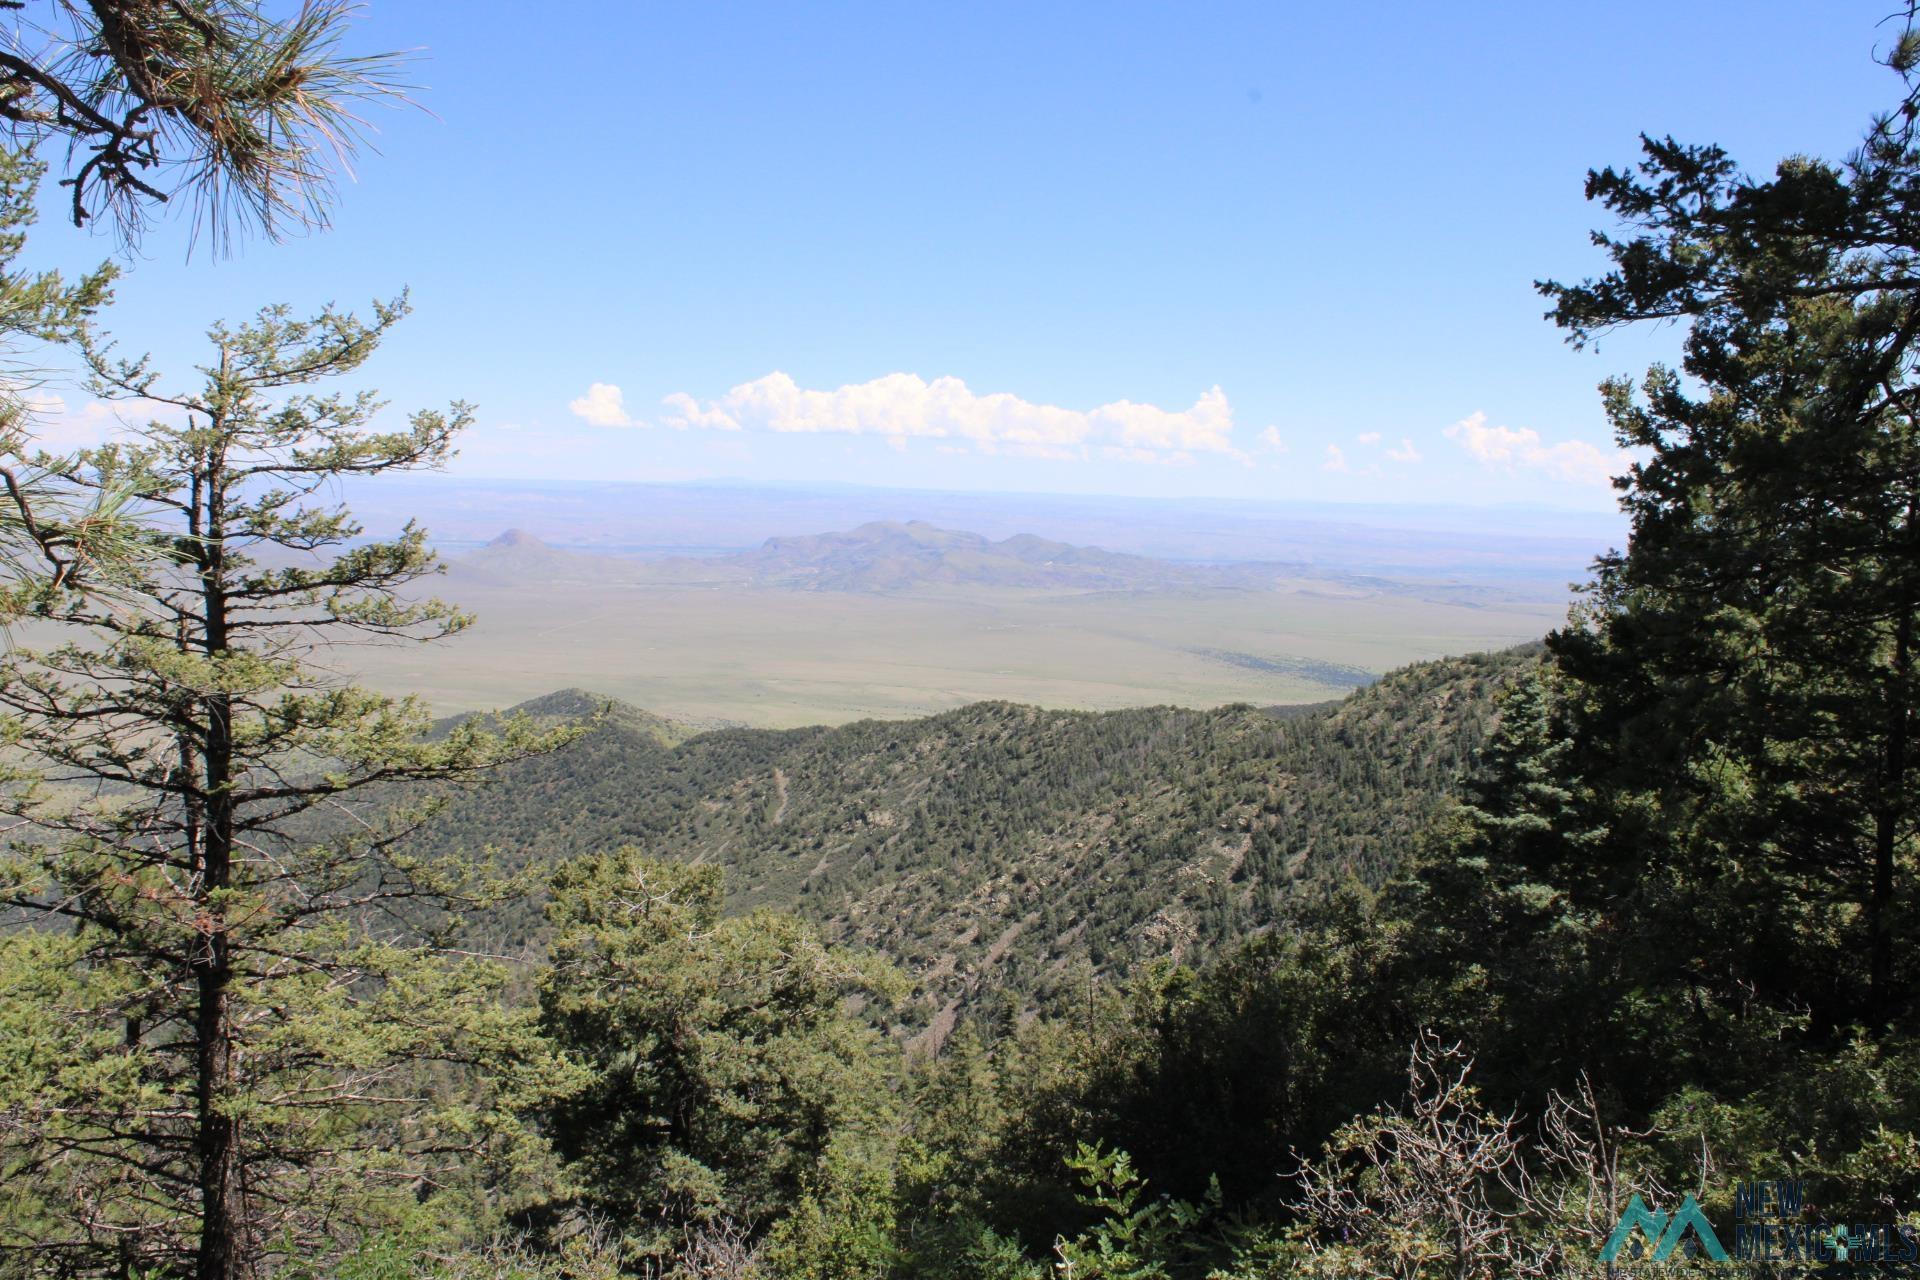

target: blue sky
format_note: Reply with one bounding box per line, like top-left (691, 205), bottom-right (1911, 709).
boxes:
top-left (24, 1), bottom-right (1901, 511)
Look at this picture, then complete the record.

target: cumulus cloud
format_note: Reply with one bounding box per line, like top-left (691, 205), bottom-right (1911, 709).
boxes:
top-left (1356, 431), bottom-right (1382, 446)
top-left (645, 371), bottom-right (1242, 462)
top-left (1322, 443), bottom-right (1349, 472)
top-left (659, 390), bottom-right (739, 431)
top-left (1443, 411), bottom-right (1616, 485)
top-left (1255, 425), bottom-right (1288, 454)
top-left (568, 382), bottom-right (634, 427)
top-left (1386, 437), bottom-right (1422, 464)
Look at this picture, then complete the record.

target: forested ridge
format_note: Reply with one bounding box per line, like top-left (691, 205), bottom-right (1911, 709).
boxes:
top-left (410, 648), bottom-right (1527, 1030)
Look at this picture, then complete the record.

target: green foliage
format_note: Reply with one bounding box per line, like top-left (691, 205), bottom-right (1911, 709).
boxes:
top-left (535, 850), bottom-right (903, 1271)
top-left (1384, 10), bottom-right (1920, 1256)
top-left (0, 0), bottom-right (411, 244)
top-left (409, 649), bottom-right (1530, 1024)
top-left (763, 1131), bottom-right (902, 1280)
top-left (0, 145), bottom-right (126, 608)
top-left (1531, 0), bottom-right (1920, 1049)
top-left (978, 891), bottom-right (1406, 1229)
top-left (1049, 1143), bottom-right (1215, 1280)
top-left (0, 297), bottom-right (575, 1279)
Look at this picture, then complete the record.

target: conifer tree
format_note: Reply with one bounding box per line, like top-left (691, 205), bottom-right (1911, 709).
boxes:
top-left (1533, 16), bottom-right (1920, 1039)
top-left (0, 295), bottom-right (567, 1279)
top-left (537, 850), bottom-right (901, 1270)
top-left (0, 0), bottom-right (410, 245)
top-left (1411, 7), bottom-right (1920, 1119)
top-left (0, 145), bottom-right (124, 604)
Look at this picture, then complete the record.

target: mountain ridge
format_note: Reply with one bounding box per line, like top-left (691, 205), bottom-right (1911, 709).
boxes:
top-left (450, 519), bottom-right (1535, 605)
top-left (415, 645), bottom-right (1538, 1036)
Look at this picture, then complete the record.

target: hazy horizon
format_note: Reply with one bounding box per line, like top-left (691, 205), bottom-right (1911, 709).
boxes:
top-left (349, 473), bottom-right (1625, 577)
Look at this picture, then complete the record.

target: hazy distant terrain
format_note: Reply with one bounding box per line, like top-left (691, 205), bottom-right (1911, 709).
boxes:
top-left (350, 476), bottom-right (1623, 584)
top-left (340, 505), bottom-right (1578, 725)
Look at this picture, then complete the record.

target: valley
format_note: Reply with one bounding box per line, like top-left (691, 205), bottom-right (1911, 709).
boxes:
top-left (344, 520), bottom-right (1569, 725)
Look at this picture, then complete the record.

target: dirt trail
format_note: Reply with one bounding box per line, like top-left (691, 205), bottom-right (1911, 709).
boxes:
top-left (770, 768), bottom-right (790, 824)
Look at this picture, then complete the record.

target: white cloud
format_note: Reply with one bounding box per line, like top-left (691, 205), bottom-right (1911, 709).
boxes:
top-left (1386, 437), bottom-right (1422, 464)
top-left (1443, 411), bottom-right (1616, 485)
top-left (1356, 431), bottom-right (1382, 446)
top-left (2, 385), bottom-right (180, 453)
top-left (568, 382), bottom-right (634, 427)
top-left (11, 387), bottom-right (65, 418)
top-left (659, 390), bottom-right (740, 431)
top-left (651, 371), bottom-right (1242, 462)
top-left (1322, 443), bottom-right (1349, 472)
top-left (1255, 425), bottom-right (1288, 454)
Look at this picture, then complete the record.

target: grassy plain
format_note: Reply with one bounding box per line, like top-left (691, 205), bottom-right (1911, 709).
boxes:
top-left (342, 574), bottom-right (1565, 727)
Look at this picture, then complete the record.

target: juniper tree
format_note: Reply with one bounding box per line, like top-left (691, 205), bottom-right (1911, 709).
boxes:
top-left (537, 850), bottom-right (901, 1271)
top-left (0, 295), bottom-right (570, 1280)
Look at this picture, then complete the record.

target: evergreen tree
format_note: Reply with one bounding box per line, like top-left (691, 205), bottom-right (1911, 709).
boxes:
top-left (0, 296), bottom-right (567, 1280)
top-left (1534, 16), bottom-right (1920, 1040)
top-left (0, 0), bottom-right (409, 244)
top-left (536, 850), bottom-right (902, 1271)
top-left (1403, 4), bottom-right (1920, 1136)
top-left (0, 145), bottom-right (125, 602)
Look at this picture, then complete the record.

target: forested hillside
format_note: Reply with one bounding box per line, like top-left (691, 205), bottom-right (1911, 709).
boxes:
top-left (414, 648), bottom-right (1529, 1031)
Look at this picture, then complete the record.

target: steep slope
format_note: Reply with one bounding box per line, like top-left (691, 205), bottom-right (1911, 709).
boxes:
top-left (419, 647), bottom-right (1536, 1030)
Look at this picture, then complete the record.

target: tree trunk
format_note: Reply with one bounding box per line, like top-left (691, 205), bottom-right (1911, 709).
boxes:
top-left (193, 916), bottom-right (242, 1280)
top-left (1869, 597), bottom-right (1910, 1030)
top-left (194, 430), bottom-right (245, 1280)
top-left (194, 680), bottom-right (243, 1280)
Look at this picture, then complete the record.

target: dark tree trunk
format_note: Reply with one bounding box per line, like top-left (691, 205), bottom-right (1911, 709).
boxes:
top-left (193, 912), bottom-right (241, 1280)
top-left (194, 436), bottom-right (245, 1280)
top-left (193, 746), bottom-right (243, 1279)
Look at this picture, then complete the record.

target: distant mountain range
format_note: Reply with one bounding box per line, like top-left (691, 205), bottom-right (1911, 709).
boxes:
top-left (452, 520), bottom-right (1531, 604)
top-left (351, 476), bottom-right (1621, 584)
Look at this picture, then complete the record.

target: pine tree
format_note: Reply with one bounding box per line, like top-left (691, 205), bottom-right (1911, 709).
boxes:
top-left (1404, 8), bottom-right (1920, 1123)
top-left (0, 295), bottom-right (569, 1279)
top-left (0, 145), bottom-right (124, 602)
top-left (0, 0), bottom-right (409, 245)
